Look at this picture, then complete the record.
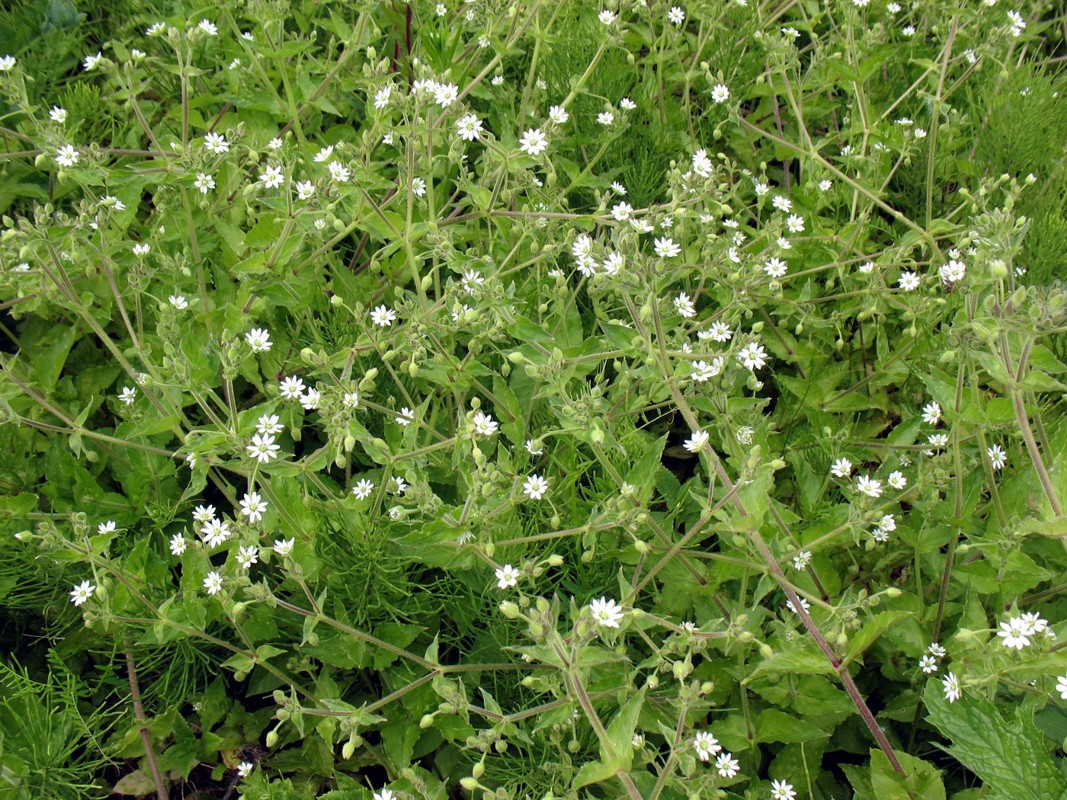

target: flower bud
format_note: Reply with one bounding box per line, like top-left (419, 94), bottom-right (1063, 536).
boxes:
top-left (420, 714), bottom-right (435, 729)
top-left (460, 777), bottom-right (479, 791)
top-left (547, 554), bottom-right (563, 567)
top-left (472, 760), bottom-right (485, 779)
top-left (499, 601), bottom-right (521, 619)
top-left (265, 729), bottom-right (278, 748)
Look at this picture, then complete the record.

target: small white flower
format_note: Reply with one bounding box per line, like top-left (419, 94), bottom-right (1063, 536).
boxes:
top-left (279, 376), bottom-right (305, 400)
top-left (943, 672), bottom-right (961, 702)
top-left (928, 642), bottom-right (947, 658)
top-left (674, 292), bottom-right (696, 318)
top-left (259, 165), bottom-right (284, 188)
top-left (683, 429), bottom-right (709, 453)
top-left (0, 55), bottom-right (16, 71)
top-left (772, 195), bottom-right (793, 213)
top-left (203, 571), bottom-right (223, 595)
top-left (203, 132), bottom-right (229, 154)
top-left (456, 114), bottom-right (484, 141)
top-left (273, 538), bottom-right (295, 556)
top-left (771, 780), bottom-right (797, 800)
top-left (764, 257), bottom-right (788, 278)
top-left (198, 19), bottom-right (218, 35)
top-left (1056, 674), bottom-right (1067, 700)
top-left (433, 82), bottom-right (459, 107)
top-left (411, 177), bottom-right (426, 197)
top-left (119, 386), bottom-right (137, 405)
top-left (193, 505), bottom-right (216, 524)
top-left (133, 243), bottom-right (150, 256)
top-left (390, 476), bottom-right (407, 496)
top-left (237, 762), bottom-right (254, 778)
top-left (589, 596), bottom-right (624, 628)
top-left (786, 214), bottom-right (805, 233)
top-left (83, 52), bottom-right (103, 71)
top-left (548, 105), bottom-right (569, 124)
top-left (919, 655), bottom-right (939, 674)
top-left (396, 407), bottom-right (415, 426)
top-left (525, 439), bottom-right (544, 456)
top-left (301, 388), bottom-right (321, 411)
top-left (611, 181), bottom-right (627, 195)
top-left (597, 110), bottom-right (615, 126)
top-left (899, 271), bottom-right (920, 291)
top-left (239, 491), bottom-right (268, 523)
top-left (715, 752), bottom-right (739, 778)
top-left (194, 173), bottom-right (215, 194)
top-left (314, 145), bottom-right (334, 163)
top-left (792, 550), bottom-right (812, 570)
top-left (856, 475), bottom-right (883, 498)
top-left (692, 731), bottom-right (721, 761)
top-left (927, 433), bottom-right (948, 448)
top-left (785, 596), bottom-right (811, 614)
top-left (55, 144), bottom-right (79, 167)
top-left (598, 9), bottom-right (617, 25)
top-left (523, 474), bottom-right (548, 500)
top-left (370, 305), bottom-right (397, 327)
top-left (352, 479), bottom-right (375, 500)
top-left (939, 260), bottom-right (966, 285)
top-left (294, 180), bottom-right (315, 200)
top-left (830, 458), bottom-right (853, 478)
top-left (169, 534), bottom-right (187, 556)
top-left (201, 518), bottom-right (232, 548)
top-left (472, 410), bottom-right (498, 437)
top-left (738, 342), bottom-right (767, 371)
top-left (374, 85), bottom-right (392, 110)
top-left (49, 106), bottom-right (67, 123)
top-left (711, 84), bottom-right (730, 103)
top-left (343, 392), bottom-right (359, 409)
top-left (246, 328), bottom-right (272, 352)
top-left (691, 358), bottom-right (724, 382)
top-left (236, 545), bottom-right (259, 570)
top-left (887, 470), bottom-right (907, 490)
top-left (997, 617), bottom-right (1031, 650)
top-left (612, 202), bottom-right (634, 222)
top-left (70, 580), bottom-right (95, 606)
top-left (519, 128), bottom-right (548, 156)
top-left (987, 443), bottom-right (1007, 470)
top-left (619, 97), bottom-right (636, 110)
top-left (654, 237), bottom-right (681, 258)
top-left (922, 402), bottom-right (942, 426)
top-left (247, 433), bottom-right (281, 464)
top-left (668, 6), bottom-right (685, 25)
top-left (495, 564), bottom-right (520, 589)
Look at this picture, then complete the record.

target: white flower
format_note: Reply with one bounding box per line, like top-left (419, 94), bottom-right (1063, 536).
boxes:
top-left (495, 564), bottom-right (520, 589)
top-left (390, 476), bottom-right (407, 496)
top-left (314, 145), bottom-right (334, 162)
top-left (654, 237), bottom-right (681, 258)
top-left (352, 479), bottom-right (375, 500)
top-left (55, 144), bottom-right (79, 167)
top-left (1007, 10), bottom-right (1026, 36)
top-left (83, 52), bottom-right (103, 71)
top-left (856, 475), bottom-right (883, 498)
top-left (201, 518), bottom-right (232, 548)
top-left (273, 538), bottom-right (295, 556)
top-left (193, 505), bottom-right (216, 524)
top-left (519, 128), bottom-right (548, 156)
top-left (786, 214), bottom-right (805, 233)
top-left (683, 429), bottom-right (709, 453)
top-left (343, 392), bottom-right (359, 408)
top-left (997, 617), bottom-right (1031, 650)
top-left (49, 106), bottom-right (67, 123)
top-left (523, 474), bottom-right (548, 500)
top-left (612, 202), bottom-right (634, 222)
top-left (830, 458), bottom-right (853, 478)
top-left (259, 165), bottom-right (284, 188)
top-left (589, 597), bottom-right (624, 628)
top-left (279, 375), bottom-right (305, 400)
top-left (119, 386), bottom-right (137, 405)
top-left (919, 655), bottom-right (939, 674)
top-left (301, 388), bottom-right (321, 411)
top-left (237, 762), bottom-right (254, 778)
top-left (922, 402), bottom-right (942, 426)
top-left (887, 470), bottom-right (907, 490)
top-left (247, 433), bottom-right (280, 464)
top-left (619, 97), bottom-right (636, 110)
top-left (548, 105), bottom-right (570, 124)
top-left (456, 114), bottom-right (484, 141)
top-left (715, 752), bottom-right (739, 778)
top-left (738, 342), bottom-right (767, 371)
top-left (668, 6), bottom-right (685, 25)
top-left (396, 407), bottom-right (415, 426)
top-left (374, 85), bottom-right (392, 110)
top-left (772, 195), bottom-right (793, 213)
top-left (236, 545), bottom-right (259, 570)
top-left (611, 181), bottom-right (627, 196)
top-left (326, 161), bottom-right (350, 183)
top-left (525, 439), bottom-right (543, 456)
top-left (0, 55), bottom-right (16, 71)
top-left (987, 444), bottom-right (1007, 470)
top-left (204, 571), bottom-right (223, 595)
top-left (711, 84), bottom-right (730, 103)
top-left (927, 433), bottom-right (948, 448)
top-left (785, 596), bottom-right (810, 614)
top-left (943, 672), bottom-right (961, 702)
top-left (203, 132), bottom-right (229, 154)
top-left (1057, 674), bottom-right (1067, 701)
top-left (598, 9), bottom-right (617, 25)
top-left (771, 780), bottom-right (797, 800)
top-left (472, 410), bottom-right (498, 437)
top-left (692, 358), bottom-right (723, 382)
top-left (597, 111), bottom-right (615, 126)
top-left (371, 305), bottom-right (397, 327)
top-left (674, 292), bottom-right (696, 318)
top-left (433, 82), bottom-right (459, 107)
top-left (939, 260), bottom-right (966, 285)
top-left (296, 180), bottom-right (315, 200)
top-left (792, 550), bottom-right (812, 570)
top-left (169, 534), bottom-right (187, 556)
top-left (818, 178), bottom-right (832, 192)
top-left (764, 257), bottom-right (788, 278)
top-left (194, 172), bottom-right (215, 194)
top-left (701, 321), bottom-right (732, 343)
top-left (246, 328), bottom-right (272, 352)
top-left (239, 491), bottom-right (268, 524)
top-left (928, 642), bottom-right (947, 658)
top-left (603, 252), bottom-right (625, 274)
top-left (373, 790), bottom-right (396, 800)
top-left (71, 580), bottom-right (95, 606)
top-left (693, 731), bottom-right (721, 761)
top-left (411, 177), bottom-right (426, 197)
top-left (899, 271), bottom-right (920, 291)
top-left (198, 19), bottom-right (218, 35)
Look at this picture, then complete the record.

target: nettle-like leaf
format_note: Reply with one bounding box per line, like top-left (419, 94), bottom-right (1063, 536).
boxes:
top-left (924, 681), bottom-right (1067, 799)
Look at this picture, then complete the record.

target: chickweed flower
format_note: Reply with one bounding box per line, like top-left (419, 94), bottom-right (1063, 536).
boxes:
top-left (70, 580), bottom-right (95, 606)
top-left (711, 84), bottom-right (730, 103)
top-left (83, 52), bottom-right (103, 71)
top-left (668, 7), bottom-right (685, 25)
top-left (396, 407), bottom-right (415, 426)
top-left (203, 571), bottom-right (223, 595)
top-left (589, 597), bottom-right (624, 628)
top-left (247, 433), bottom-right (281, 464)
top-left (273, 538), bottom-right (295, 556)
top-left (771, 780), bottom-right (797, 800)
top-left (855, 475), bottom-right (883, 498)
top-left (49, 106), bottom-right (67, 122)
top-left (56, 145), bottom-right (79, 167)
top-left (942, 672), bottom-right (961, 702)
top-left (922, 401), bottom-right (942, 426)
top-left (456, 114), bottom-right (484, 141)
top-left (523, 474), bottom-right (549, 500)
top-left (259, 165), bottom-right (284, 188)
top-left (0, 55), bottom-right (16, 71)
top-left (246, 328), bottom-right (272, 352)
top-left (236, 546), bottom-right (258, 570)
top-left (548, 105), bottom-right (569, 124)
top-left (352, 479), bottom-right (375, 500)
top-left (683, 429), bottom-right (709, 453)
top-left (987, 443), bottom-right (1007, 470)
top-left (279, 376), bottom-right (305, 400)
top-left (169, 534), bottom-right (187, 557)
top-left (738, 342), bottom-right (768, 370)
top-left (119, 387), bottom-right (137, 405)
top-left (919, 655), bottom-right (938, 674)
top-left (653, 237), bottom-right (680, 258)
top-left (203, 132), bottom-right (229, 154)
top-left (674, 292), bottom-right (696, 317)
top-left (495, 564), bottom-right (520, 589)
top-left (239, 491), bottom-right (268, 523)
top-left (830, 458), bottom-right (853, 478)
top-left (598, 9), bottom-right (617, 25)
top-left (371, 305), bottom-right (397, 327)
top-left (194, 173), bottom-right (215, 194)
top-left (887, 470), bottom-right (907, 489)
top-left (472, 410), bottom-right (498, 437)
top-left (519, 128), bottom-right (548, 156)
top-left (1056, 674), bottom-right (1067, 700)
top-left (715, 752), bottom-right (740, 778)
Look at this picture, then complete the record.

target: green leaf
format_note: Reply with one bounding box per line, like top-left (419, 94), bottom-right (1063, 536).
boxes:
top-left (923, 681), bottom-right (1067, 799)
top-left (843, 611), bottom-right (912, 666)
top-left (603, 688), bottom-right (644, 768)
top-left (572, 757), bottom-right (622, 789)
top-left (755, 708), bottom-right (830, 743)
top-left (869, 749), bottom-right (945, 800)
